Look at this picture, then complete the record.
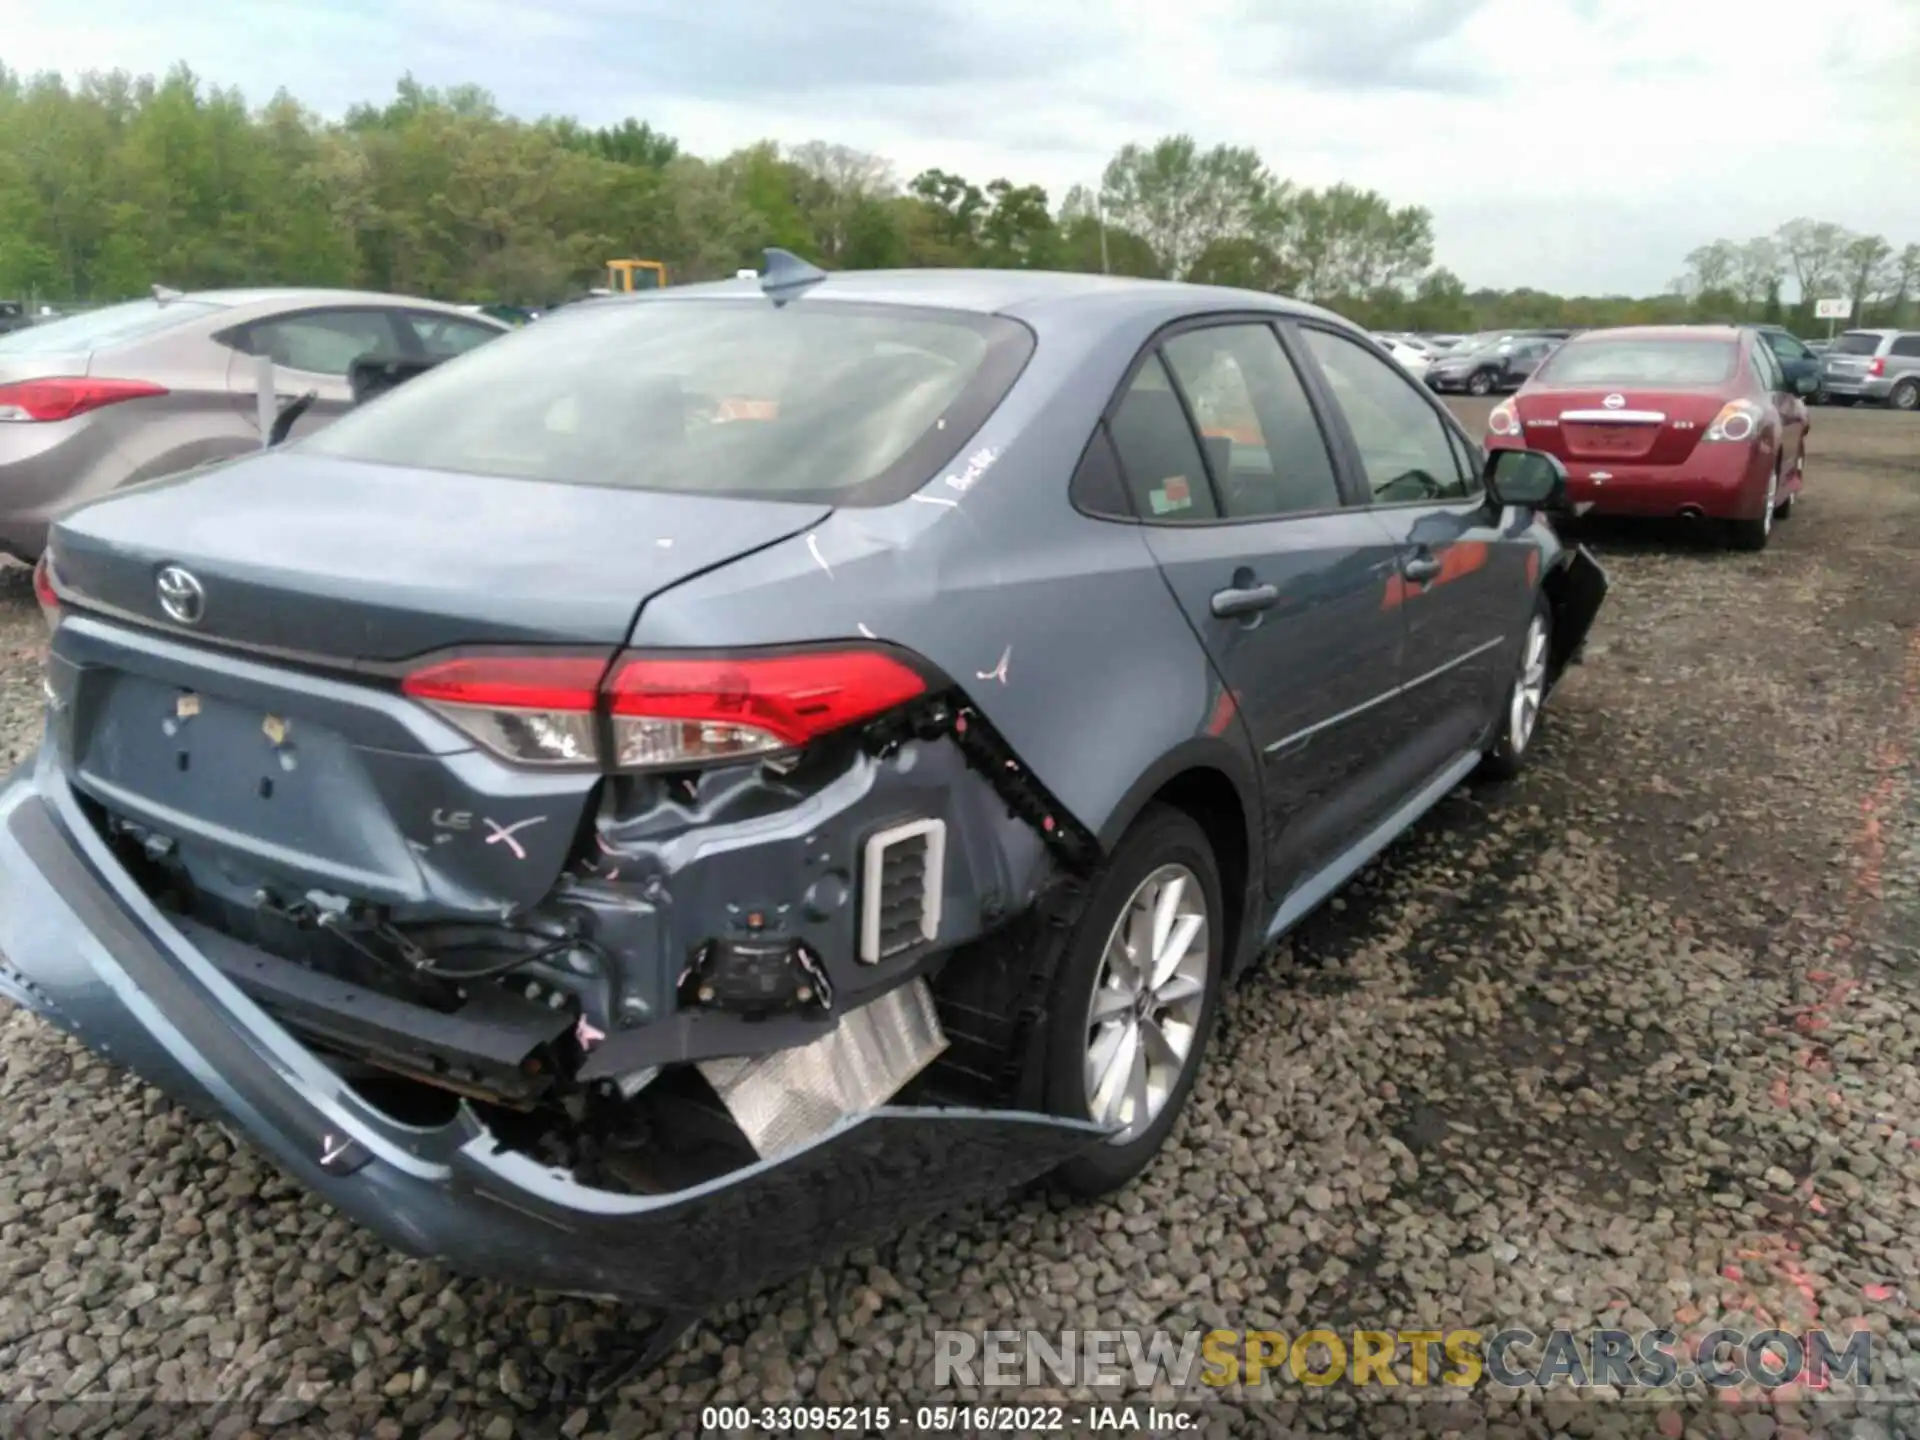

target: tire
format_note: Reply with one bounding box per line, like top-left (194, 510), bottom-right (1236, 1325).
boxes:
top-left (1044, 804), bottom-right (1225, 1197)
top-left (1466, 370), bottom-right (1495, 397)
top-left (1891, 380), bottom-right (1920, 412)
top-left (1479, 602), bottom-right (1551, 781)
top-left (1728, 458), bottom-right (1780, 551)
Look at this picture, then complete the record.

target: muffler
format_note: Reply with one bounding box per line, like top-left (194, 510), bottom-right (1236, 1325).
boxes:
top-left (698, 979), bottom-right (948, 1157)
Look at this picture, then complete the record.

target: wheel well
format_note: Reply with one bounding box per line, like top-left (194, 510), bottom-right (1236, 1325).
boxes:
top-left (1151, 768), bottom-right (1253, 977)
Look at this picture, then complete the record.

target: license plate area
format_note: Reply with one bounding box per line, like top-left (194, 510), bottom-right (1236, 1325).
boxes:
top-left (71, 672), bottom-right (405, 892)
top-left (1564, 423), bottom-right (1656, 457)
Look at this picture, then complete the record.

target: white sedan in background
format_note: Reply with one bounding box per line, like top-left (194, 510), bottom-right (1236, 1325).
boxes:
top-left (1376, 335), bottom-right (1435, 380)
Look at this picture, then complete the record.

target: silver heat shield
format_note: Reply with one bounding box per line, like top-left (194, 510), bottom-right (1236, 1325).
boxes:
top-left (698, 978), bottom-right (948, 1158)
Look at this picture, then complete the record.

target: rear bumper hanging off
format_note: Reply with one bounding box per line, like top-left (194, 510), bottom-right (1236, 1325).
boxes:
top-left (0, 755), bottom-right (1106, 1311)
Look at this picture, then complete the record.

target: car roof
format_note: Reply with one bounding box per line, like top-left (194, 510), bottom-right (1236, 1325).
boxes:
top-left (1562, 325), bottom-right (1745, 343)
top-left (182, 287), bottom-right (487, 313)
top-left (635, 267), bottom-right (1347, 328)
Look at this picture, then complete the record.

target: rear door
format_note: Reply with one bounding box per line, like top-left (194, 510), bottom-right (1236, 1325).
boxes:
top-left (1292, 321), bottom-right (1530, 779)
top-left (1107, 319), bottom-right (1412, 896)
top-left (223, 307), bottom-right (409, 439)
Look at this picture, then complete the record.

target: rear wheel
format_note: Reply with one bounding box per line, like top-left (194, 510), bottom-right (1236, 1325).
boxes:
top-left (1045, 805), bottom-right (1223, 1197)
top-left (1891, 380), bottom-right (1919, 412)
top-left (1729, 459), bottom-right (1779, 551)
top-left (1466, 370), bottom-right (1495, 397)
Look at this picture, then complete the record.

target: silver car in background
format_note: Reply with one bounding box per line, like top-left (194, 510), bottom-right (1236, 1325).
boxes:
top-left (0, 288), bottom-right (508, 560)
top-left (1819, 328), bottom-right (1920, 411)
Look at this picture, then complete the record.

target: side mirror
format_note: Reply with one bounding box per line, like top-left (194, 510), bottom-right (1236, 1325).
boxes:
top-left (1794, 374), bottom-right (1817, 396)
top-left (1485, 448), bottom-right (1568, 510)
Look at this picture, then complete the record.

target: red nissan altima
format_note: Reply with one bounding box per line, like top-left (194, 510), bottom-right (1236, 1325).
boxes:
top-left (1483, 325), bottom-right (1809, 550)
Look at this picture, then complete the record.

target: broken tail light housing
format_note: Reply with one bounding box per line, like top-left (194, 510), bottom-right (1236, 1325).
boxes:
top-left (31, 553), bottom-right (60, 632)
top-left (401, 654), bottom-right (605, 766)
top-left (0, 377), bottom-right (169, 423)
top-left (401, 646), bottom-right (930, 770)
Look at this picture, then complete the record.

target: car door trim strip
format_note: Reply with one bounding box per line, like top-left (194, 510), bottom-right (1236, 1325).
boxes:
top-left (1264, 634), bottom-right (1507, 755)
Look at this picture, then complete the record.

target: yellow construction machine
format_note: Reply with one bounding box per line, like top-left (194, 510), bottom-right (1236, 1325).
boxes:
top-left (605, 259), bottom-right (668, 292)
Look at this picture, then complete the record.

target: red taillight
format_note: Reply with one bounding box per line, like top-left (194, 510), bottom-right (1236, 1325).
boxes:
top-left (1868, 358), bottom-right (1886, 378)
top-left (31, 553), bottom-right (60, 632)
top-left (0, 377), bottom-right (169, 423)
top-left (399, 647), bottom-right (929, 770)
top-left (605, 651), bottom-right (928, 769)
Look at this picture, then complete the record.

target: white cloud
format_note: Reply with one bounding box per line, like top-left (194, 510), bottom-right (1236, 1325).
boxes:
top-left (7, 0), bottom-right (1917, 294)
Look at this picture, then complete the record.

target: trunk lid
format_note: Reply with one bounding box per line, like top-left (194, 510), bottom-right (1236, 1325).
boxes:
top-left (1514, 387), bottom-right (1727, 467)
top-left (0, 352), bottom-right (96, 386)
top-left (49, 451), bottom-right (832, 662)
top-left (47, 452), bottom-right (832, 918)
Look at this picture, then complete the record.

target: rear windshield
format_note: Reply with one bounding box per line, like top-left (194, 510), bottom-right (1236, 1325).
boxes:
top-left (1535, 338), bottom-right (1736, 386)
top-left (1829, 331), bottom-right (1883, 357)
top-left (303, 298), bottom-right (1035, 505)
top-left (0, 298), bottom-right (221, 354)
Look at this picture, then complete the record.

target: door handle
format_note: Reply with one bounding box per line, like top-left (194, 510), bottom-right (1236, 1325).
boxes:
top-left (1210, 583), bottom-right (1280, 618)
top-left (1401, 552), bottom-right (1444, 584)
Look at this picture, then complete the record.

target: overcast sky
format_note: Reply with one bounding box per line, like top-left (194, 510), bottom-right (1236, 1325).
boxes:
top-left (10, 0), bottom-right (1918, 295)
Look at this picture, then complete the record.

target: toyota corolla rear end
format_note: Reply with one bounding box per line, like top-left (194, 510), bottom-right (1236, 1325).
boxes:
top-left (1484, 330), bottom-right (1768, 521)
top-left (0, 291), bottom-right (1105, 1314)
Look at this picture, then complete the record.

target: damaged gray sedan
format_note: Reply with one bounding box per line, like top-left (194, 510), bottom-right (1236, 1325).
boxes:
top-left (0, 257), bottom-right (1607, 1348)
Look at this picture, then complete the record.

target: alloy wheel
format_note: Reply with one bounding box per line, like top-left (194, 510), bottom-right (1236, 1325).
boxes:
top-left (1084, 864), bottom-right (1210, 1145)
top-left (1509, 612), bottom-right (1549, 756)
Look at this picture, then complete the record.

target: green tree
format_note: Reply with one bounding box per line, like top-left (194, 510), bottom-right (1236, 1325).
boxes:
top-left (1099, 136), bottom-right (1278, 280)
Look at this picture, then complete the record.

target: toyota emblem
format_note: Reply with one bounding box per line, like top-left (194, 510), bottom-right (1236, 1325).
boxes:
top-left (1602, 393), bottom-right (1626, 409)
top-left (155, 565), bottom-right (206, 625)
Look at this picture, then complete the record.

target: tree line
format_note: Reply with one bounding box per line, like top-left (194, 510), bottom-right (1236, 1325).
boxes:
top-left (1676, 223), bottom-right (1920, 331)
top-left (2, 64), bottom-right (1914, 338)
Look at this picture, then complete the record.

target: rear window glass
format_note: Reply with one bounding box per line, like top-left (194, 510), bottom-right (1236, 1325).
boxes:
top-left (0, 298), bottom-right (220, 354)
top-left (303, 299), bottom-right (1033, 505)
top-left (1535, 338), bottom-right (1736, 386)
top-left (1829, 331), bottom-right (1883, 357)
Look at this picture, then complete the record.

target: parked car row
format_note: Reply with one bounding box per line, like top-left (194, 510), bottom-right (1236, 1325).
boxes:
top-left (1, 256), bottom-right (1609, 1344)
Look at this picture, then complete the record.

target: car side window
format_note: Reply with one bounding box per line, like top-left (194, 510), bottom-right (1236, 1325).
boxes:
top-left (1750, 339), bottom-right (1784, 392)
top-left (1298, 326), bottom-right (1473, 504)
top-left (1108, 355), bottom-right (1219, 521)
top-left (246, 310), bottom-right (400, 376)
top-left (406, 313), bottom-right (503, 360)
top-left (1160, 324), bottom-right (1342, 518)
top-left (1891, 335), bottom-right (1920, 358)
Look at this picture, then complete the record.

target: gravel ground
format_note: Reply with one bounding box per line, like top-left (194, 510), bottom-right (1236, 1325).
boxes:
top-left (2, 406), bottom-right (1919, 1438)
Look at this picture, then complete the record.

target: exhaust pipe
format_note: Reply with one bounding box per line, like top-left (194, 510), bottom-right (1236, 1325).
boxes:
top-left (1676, 505), bottom-right (1706, 521)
